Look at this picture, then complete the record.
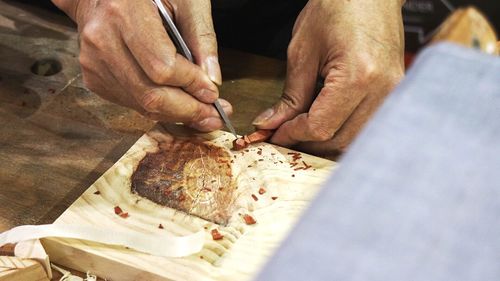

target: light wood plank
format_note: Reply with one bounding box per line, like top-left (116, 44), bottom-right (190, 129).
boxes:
top-left (0, 256), bottom-right (49, 281)
top-left (42, 125), bottom-right (336, 280)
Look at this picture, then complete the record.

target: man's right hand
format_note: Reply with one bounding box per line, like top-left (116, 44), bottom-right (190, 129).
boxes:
top-left (52, 0), bottom-right (231, 132)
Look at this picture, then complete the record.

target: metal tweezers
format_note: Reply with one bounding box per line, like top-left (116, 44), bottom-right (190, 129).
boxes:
top-left (152, 0), bottom-right (237, 137)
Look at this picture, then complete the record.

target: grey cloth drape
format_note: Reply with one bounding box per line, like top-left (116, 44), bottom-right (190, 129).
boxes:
top-left (256, 43), bottom-right (500, 281)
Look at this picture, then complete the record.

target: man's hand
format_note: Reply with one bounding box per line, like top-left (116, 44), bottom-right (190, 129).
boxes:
top-left (253, 0), bottom-right (405, 157)
top-left (52, 0), bottom-right (231, 132)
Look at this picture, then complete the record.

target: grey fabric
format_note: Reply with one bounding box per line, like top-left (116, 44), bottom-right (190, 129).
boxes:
top-left (256, 43), bottom-right (500, 281)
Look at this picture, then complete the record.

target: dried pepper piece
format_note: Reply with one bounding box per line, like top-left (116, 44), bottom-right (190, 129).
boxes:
top-left (251, 194), bottom-right (258, 201)
top-left (211, 229), bottom-right (224, 240)
top-left (258, 187), bottom-right (266, 195)
top-left (93, 190), bottom-right (101, 195)
top-left (114, 206), bottom-right (129, 218)
top-left (243, 214), bottom-right (257, 225)
top-left (232, 129), bottom-right (275, 151)
top-left (158, 224), bottom-right (164, 229)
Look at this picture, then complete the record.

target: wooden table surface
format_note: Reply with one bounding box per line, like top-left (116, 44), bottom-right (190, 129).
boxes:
top-left (0, 1), bottom-right (285, 233)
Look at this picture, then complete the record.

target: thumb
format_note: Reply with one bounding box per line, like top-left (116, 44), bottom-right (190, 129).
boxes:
top-left (252, 44), bottom-right (318, 129)
top-left (175, 0), bottom-right (222, 85)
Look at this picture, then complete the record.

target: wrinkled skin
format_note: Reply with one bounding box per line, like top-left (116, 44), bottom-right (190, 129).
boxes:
top-left (52, 0), bottom-right (231, 132)
top-left (253, 0), bottom-right (405, 158)
top-left (54, 0), bottom-right (405, 158)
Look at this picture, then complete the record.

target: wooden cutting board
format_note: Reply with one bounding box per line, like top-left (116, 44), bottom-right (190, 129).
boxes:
top-left (41, 125), bottom-right (336, 281)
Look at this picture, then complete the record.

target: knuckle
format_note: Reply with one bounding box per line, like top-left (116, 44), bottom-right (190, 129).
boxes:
top-left (307, 121), bottom-right (334, 142)
top-left (101, 0), bottom-right (123, 17)
top-left (149, 58), bottom-right (176, 84)
top-left (80, 23), bottom-right (105, 49)
top-left (140, 90), bottom-right (163, 113)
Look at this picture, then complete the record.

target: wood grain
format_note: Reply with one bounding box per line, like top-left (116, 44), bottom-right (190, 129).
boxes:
top-left (431, 7), bottom-right (499, 55)
top-left (42, 125), bottom-right (336, 281)
top-left (0, 256), bottom-right (49, 281)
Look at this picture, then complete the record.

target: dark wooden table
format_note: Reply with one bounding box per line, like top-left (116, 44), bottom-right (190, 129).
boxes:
top-left (0, 1), bottom-right (285, 233)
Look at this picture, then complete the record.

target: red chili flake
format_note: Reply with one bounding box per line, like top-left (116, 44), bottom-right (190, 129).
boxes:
top-left (290, 162), bottom-right (298, 167)
top-left (158, 224), bottom-right (164, 229)
top-left (251, 194), bottom-right (258, 201)
top-left (119, 212), bottom-right (129, 218)
top-left (114, 206), bottom-right (123, 215)
top-left (271, 196), bottom-right (278, 200)
top-left (93, 190), bottom-right (101, 195)
top-left (294, 167), bottom-right (304, 171)
top-left (211, 229), bottom-right (224, 240)
top-left (178, 193), bottom-right (186, 201)
top-left (258, 188), bottom-right (266, 195)
top-left (243, 214), bottom-right (257, 225)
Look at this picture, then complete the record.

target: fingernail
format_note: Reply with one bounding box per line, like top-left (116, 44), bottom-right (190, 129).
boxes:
top-left (252, 108), bottom-right (275, 125)
top-left (205, 56), bottom-right (222, 86)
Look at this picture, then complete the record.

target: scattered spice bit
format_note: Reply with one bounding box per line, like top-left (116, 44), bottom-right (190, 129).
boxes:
top-left (279, 160), bottom-right (283, 163)
top-left (178, 193), bottom-right (186, 201)
top-left (232, 138), bottom-right (249, 151)
top-left (93, 190), bottom-right (101, 195)
top-left (204, 226), bottom-right (208, 229)
top-left (251, 194), bottom-right (258, 201)
top-left (271, 153), bottom-right (276, 156)
top-left (230, 160), bottom-right (234, 163)
top-left (219, 187), bottom-right (223, 191)
top-left (232, 129), bottom-right (275, 151)
top-left (158, 224), bottom-right (164, 229)
top-left (119, 212), bottom-right (129, 219)
top-left (258, 159), bottom-right (264, 162)
top-left (244, 149), bottom-right (250, 152)
top-left (258, 187), bottom-right (266, 195)
top-left (247, 165), bottom-right (253, 168)
top-left (211, 229), bottom-right (224, 240)
top-left (243, 214), bottom-right (257, 225)
top-left (294, 167), bottom-right (305, 171)
top-left (200, 256), bottom-right (204, 259)
top-left (202, 187), bottom-right (212, 192)
top-left (114, 206), bottom-right (123, 215)
top-left (290, 162), bottom-right (298, 167)
top-left (257, 150), bottom-right (262, 155)
top-left (292, 174), bottom-right (295, 177)
top-left (271, 196), bottom-right (278, 200)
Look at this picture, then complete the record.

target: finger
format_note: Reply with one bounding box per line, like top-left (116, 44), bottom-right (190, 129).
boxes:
top-left (270, 72), bottom-right (368, 146)
top-left (297, 73), bottom-right (403, 155)
top-left (96, 31), bottom-right (223, 125)
top-left (118, 0), bottom-right (219, 103)
top-left (187, 99), bottom-right (233, 132)
top-left (252, 40), bottom-right (319, 129)
top-left (175, 0), bottom-right (222, 85)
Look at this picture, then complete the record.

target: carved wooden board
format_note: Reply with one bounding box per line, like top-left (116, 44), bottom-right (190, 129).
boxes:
top-left (42, 125), bottom-right (336, 281)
